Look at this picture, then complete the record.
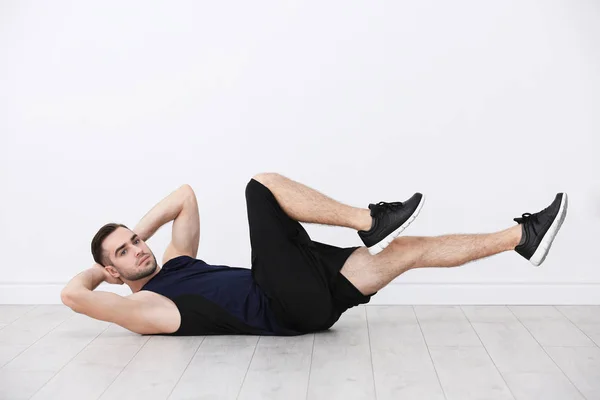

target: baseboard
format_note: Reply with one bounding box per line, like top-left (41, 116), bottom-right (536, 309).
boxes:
top-left (370, 282), bottom-right (600, 305)
top-left (1, 282), bottom-right (599, 305)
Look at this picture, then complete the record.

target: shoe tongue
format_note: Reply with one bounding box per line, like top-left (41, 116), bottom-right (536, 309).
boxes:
top-left (368, 204), bottom-right (378, 216)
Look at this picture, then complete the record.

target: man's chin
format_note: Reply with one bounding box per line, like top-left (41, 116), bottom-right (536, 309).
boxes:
top-left (142, 262), bottom-right (158, 278)
top-left (129, 262), bottom-right (157, 281)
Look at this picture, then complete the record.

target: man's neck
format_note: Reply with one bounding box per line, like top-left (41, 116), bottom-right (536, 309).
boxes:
top-left (127, 267), bottom-right (162, 293)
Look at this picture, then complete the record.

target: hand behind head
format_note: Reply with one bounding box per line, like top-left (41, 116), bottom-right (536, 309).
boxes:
top-left (94, 263), bottom-right (124, 285)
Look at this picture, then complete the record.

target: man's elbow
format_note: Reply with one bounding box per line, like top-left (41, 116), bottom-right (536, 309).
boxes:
top-left (179, 184), bottom-right (196, 199)
top-left (60, 289), bottom-right (79, 312)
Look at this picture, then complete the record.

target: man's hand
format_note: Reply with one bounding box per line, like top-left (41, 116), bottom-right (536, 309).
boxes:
top-left (94, 263), bottom-right (124, 285)
top-left (62, 264), bottom-right (117, 304)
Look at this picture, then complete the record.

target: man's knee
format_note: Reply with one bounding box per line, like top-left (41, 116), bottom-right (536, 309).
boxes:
top-left (252, 172), bottom-right (281, 186)
top-left (387, 236), bottom-right (427, 270)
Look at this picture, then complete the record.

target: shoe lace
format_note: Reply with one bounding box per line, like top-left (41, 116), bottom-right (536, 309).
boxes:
top-left (513, 212), bottom-right (538, 224)
top-left (513, 212), bottom-right (540, 236)
top-left (371, 201), bottom-right (404, 216)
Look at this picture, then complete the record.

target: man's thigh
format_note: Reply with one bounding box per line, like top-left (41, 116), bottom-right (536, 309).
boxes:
top-left (245, 178), bottom-right (376, 330)
top-left (245, 178), bottom-right (334, 328)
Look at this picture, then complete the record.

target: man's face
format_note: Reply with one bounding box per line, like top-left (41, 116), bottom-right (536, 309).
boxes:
top-left (103, 227), bottom-right (157, 281)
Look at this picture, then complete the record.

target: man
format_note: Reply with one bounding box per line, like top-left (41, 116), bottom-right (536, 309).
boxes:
top-left (61, 173), bottom-right (568, 336)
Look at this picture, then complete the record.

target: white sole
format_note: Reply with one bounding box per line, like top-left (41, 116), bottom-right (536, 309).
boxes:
top-left (367, 195), bottom-right (426, 255)
top-left (530, 193), bottom-right (568, 267)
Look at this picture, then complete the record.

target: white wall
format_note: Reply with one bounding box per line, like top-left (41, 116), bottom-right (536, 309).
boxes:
top-left (1, 0), bottom-right (599, 304)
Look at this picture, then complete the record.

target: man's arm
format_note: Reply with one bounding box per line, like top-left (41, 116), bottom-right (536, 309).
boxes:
top-left (60, 266), bottom-right (160, 334)
top-left (62, 264), bottom-right (111, 295)
top-left (134, 184), bottom-right (200, 264)
top-left (133, 184), bottom-right (195, 242)
top-left (60, 266), bottom-right (133, 325)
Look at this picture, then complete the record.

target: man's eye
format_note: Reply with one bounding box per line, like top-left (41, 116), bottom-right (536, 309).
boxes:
top-left (120, 239), bottom-right (139, 256)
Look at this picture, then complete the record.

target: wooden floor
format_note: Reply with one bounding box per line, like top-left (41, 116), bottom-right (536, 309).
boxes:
top-left (0, 304), bottom-right (599, 400)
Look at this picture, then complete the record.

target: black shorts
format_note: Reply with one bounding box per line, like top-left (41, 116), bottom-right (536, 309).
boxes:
top-left (245, 178), bottom-right (375, 333)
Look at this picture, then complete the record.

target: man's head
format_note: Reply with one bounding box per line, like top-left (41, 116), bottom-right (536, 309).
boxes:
top-left (91, 223), bottom-right (158, 282)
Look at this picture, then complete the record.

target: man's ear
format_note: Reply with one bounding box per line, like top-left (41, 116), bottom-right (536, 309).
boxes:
top-left (104, 265), bottom-right (120, 278)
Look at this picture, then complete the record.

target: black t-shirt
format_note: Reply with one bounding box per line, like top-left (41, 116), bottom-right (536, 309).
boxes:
top-left (141, 255), bottom-right (300, 336)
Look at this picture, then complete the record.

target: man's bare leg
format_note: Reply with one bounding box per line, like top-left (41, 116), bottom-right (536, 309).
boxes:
top-left (340, 225), bottom-right (523, 295)
top-left (252, 172), bottom-right (373, 231)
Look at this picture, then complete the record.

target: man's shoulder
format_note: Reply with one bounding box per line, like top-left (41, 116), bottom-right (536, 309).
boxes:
top-left (127, 290), bottom-right (181, 334)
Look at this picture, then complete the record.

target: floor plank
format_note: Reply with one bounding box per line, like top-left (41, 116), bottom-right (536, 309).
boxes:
top-left (463, 306), bottom-right (585, 399)
top-left (168, 335), bottom-right (258, 400)
top-left (98, 335), bottom-right (203, 400)
top-left (307, 306), bottom-right (376, 400)
top-left (237, 335), bottom-right (314, 400)
top-left (415, 306), bottom-right (481, 347)
top-left (556, 306), bottom-right (600, 347)
top-left (0, 313), bottom-right (109, 399)
top-left (367, 306), bottom-right (445, 400)
top-left (545, 346), bottom-right (600, 400)
top-left (0, 305), bottom-right (37, 325)
top-left (429, 346), bottom-right (514, 400)
top-left (509, 306), bottom-right (596, 347)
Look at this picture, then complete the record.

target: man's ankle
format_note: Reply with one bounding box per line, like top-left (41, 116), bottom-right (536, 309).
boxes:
top-left (357, 210), bottom-right (373, 231)
top-left (512, 224), bottom-right (525, 248)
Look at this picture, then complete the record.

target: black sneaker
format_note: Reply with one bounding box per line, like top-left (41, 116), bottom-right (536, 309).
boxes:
top-left (514, 193), bottom-right (568, 267)
top-left (358, 193), bottom-right (425, 255)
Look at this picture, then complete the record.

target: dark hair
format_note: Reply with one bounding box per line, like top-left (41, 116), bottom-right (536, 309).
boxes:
top-left (91, 223), bottom-right (130, 267)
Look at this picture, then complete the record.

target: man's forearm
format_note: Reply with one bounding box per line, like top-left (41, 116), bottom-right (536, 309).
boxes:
top-left (62, 266), bottom-right (106, 295)
top-left (133, 185), bottom-right (192, 242)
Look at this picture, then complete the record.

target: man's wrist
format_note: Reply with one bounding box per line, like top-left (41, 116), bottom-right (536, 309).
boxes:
top-left (63, 266), bottom-right (105, 295)
top-left (86, 266), bottom-right (108, 290)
